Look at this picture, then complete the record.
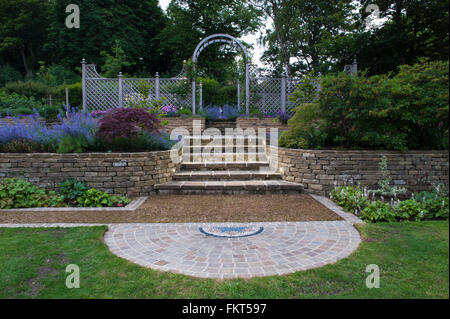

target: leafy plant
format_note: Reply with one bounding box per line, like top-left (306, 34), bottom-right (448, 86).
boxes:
top-left (369, 156), bottom-right (407, 198)
top-left (177, 108), bottom-right (193, 117)
top-left (361, 200), bottom-right (396, 222)
top-left (394, 199), bottom-right (427, 221)
top-left (77, 188), bottom-right (130, 208)
top-left (330, 185), bottom-right (370, 215)
top-left (56, 179), bottom-right (89, 205)
top-left (279, 102), bottom-right (326, 149)
top-left (57, 135), bottom-right (89, 153)
top-left (0, 178), bottom-right (65, 209)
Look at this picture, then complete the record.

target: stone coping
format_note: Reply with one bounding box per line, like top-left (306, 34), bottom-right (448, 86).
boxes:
top-left (310, 195), bottom-right (364, 225)
top-left (0, 196), bottom-right (147, 212)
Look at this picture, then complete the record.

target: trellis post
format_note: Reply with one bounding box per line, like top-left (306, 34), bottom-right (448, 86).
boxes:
top-left (199, 80), bottom-right (203, 111)
top-left (191, 80), bottom-right (196, 115)
top-left (118, 72), bottom-right (123, 108)
top-left (281, 71), bottom-right (286, 113)
top-left (245, 61), bottom-right (249, 115)
top-left (155, 72), bottom-right (160, 100)
top-left (237, 78), bottom-right (240, 110)
top-left (81, 58), bottom-right (87, 112)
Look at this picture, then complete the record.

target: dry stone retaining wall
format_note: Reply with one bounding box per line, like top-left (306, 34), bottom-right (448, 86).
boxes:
top-left (270, 146), bottom-right (449, 195)
top-left (0, 151), bottom-right (179, 196)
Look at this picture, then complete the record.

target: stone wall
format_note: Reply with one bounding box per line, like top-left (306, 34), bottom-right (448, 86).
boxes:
top-left (162, 117), bottom-right (205, 135)
top-left (270, 146), bottom-right (449, 195)
top-left (236, 117), bottom-right (289, 131)
top-left (0, 151), bottom-right (179, 196)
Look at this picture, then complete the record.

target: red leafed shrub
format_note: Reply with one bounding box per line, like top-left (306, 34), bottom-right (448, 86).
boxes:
top-left (96, 108), bottom-right (160, 141)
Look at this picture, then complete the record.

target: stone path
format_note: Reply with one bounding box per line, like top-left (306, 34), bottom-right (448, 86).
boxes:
top-left (104, 221), bottom-right (361, 279)
top-left (0, 194), bottom-right (363, 279)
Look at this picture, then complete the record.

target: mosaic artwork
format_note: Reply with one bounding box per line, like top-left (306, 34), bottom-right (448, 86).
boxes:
top-left (199, 225), bottom-right (264, 238)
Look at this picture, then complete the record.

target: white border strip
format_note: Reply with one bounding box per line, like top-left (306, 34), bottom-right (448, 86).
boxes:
top-left (310, 195), bottom-right (365, 225)
top-left (0, 196), bottom-right (147, 212)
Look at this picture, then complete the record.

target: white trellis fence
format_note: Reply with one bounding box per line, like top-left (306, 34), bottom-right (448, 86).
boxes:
top-left (249, 72), bottom-right (312, 114)
top-left (81, 58), bottom-right (357, 114)
top-left (81, 59), bottom-right (192, 111)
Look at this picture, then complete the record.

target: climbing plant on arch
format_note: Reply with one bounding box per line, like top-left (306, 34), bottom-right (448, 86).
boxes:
top-left (191, 34), bottom-right (250, 115)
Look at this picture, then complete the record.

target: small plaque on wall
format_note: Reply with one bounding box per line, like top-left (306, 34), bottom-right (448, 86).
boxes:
top-left (113, 160), bottom-right (127, 167)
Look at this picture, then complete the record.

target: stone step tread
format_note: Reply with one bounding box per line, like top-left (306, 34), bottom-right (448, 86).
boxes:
top-left (181, 161), bottom-right (270, 167)
top-left (175, 170), bottom-right (280, 176)
top-left (155, 180), bottom-right (303, 190)
top-left (184, 135), bottom-right (266, 140)
top-left (185, 152), bottom-right (268, 156)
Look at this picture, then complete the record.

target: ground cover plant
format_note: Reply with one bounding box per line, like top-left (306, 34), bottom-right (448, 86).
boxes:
top-left (329, 157), bottom-right (449, 222)
top-left (0, 220), bottom-right (447, 298)
top-left (0, 178), bottom-right (129, 209)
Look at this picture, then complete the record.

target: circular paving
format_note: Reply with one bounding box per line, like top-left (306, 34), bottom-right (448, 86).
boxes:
top-left (104, 221), bottom-right (361, 279)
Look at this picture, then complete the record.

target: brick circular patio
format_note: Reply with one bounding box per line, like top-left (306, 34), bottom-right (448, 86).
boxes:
top-left (104, 221), bottom-right (361, 279)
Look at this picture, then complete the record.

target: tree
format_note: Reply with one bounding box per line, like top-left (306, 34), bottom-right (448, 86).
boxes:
top-left (320, 0), bottom-right (450, 75)
top-left (158, 0), bottom-right (262, 80)
top-left (254, 0), bottom-right (355, 76)
top-left (0, 0), bottom-right (51, 75)
top-left (250, 0), bottom-right (297, 76)
top-left (46, 0), bottom-right (167, 75)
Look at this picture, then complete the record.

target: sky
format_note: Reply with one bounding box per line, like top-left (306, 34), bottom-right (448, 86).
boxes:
top-left (158, 0), bottom-right (265, 66)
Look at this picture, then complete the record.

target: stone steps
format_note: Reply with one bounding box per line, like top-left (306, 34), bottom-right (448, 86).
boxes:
top-left (183, 145), bottom-right (267, 152)
top-left (154, 180), bottom-right (303, 194)
top-left (182, 152), bottom-right (268, 162)
top-left (183, 135), bottom-right (266, 146)
top-left (181, 161), bottom-right (270, 170)
top-left (173, 170), bottom-right (281, 181)
top-left (155, 134), bottom-right (303, 194)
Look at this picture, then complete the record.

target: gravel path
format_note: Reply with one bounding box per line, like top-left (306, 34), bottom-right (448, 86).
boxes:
top-left (0, 194), bottom-right (342, 224)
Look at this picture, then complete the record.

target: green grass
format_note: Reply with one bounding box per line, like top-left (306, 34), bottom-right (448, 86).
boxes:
top-left (0, 221), bottom-right (448, 298)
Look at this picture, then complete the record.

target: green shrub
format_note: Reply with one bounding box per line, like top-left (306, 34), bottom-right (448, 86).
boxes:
top-left (361, 200), bottom-right (396, 222)
top-left (279, 103), bottom-right (326, 149)
top-left (394, 199), bottom-right (426, 221)
top-left (0, 65), bottom-right (23, 87)
top-left (55, 82), bottom-right (82, 107)
top-left (5, 80), bottom-right (58, 101)
top-left (56, 135), bottom-right (89, 153)
top-left (77, 188), bottom-right (130, 208)
top-left (36, 64), bottom-right (79, 86)
top-left (199, 77), bottom-right (237, 106)
top-left (330, 184), bottom-right (449, 223)
top-left (36, 104), bottom-right (63, 120)
top-left (330, 185), bottom-right (370, 214)
top-left (178, 108), bottom-right (193, 116)
top-left (289, 60), bottom-right (449, 150)
top-left (0, 92), bottom-right (63, 119)
top-left (56, 179), bottom-right (89, 206)
top-left (0, 178), bottom-right (65, 209)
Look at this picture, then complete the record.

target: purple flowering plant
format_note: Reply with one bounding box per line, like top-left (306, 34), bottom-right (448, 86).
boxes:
top-left (0, 108), bottom-right (98, 149)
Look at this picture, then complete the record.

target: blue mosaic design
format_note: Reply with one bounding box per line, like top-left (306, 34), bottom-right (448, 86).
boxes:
top-left (199, 225), bottom-right (264, 238)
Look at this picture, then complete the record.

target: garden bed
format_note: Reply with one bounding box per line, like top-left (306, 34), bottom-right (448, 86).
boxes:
top-left (0, 197), bottom-right (146, 213)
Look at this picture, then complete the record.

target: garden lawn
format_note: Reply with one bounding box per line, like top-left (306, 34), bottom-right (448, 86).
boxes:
top-left (0, 220), bottom-right (448, 298)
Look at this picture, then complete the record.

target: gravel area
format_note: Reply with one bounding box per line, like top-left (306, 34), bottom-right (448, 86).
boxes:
top-left (0, 194), bottom-right (342, 224)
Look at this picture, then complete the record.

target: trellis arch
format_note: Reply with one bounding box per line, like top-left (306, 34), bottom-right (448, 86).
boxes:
top-left (191, 34), bottom-right (250, 115)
